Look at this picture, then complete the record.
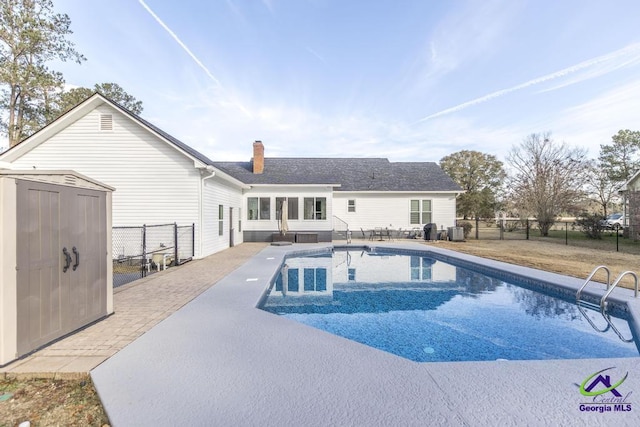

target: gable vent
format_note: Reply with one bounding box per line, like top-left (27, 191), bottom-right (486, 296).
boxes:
top-left (64, 175), bottom-right (77, 186)
top-left (99, 114), bottom-right (113, 131)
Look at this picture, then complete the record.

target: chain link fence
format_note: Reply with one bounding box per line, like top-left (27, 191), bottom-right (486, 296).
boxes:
top-left (457, 218), bottom-right (529, 241)
top-left (112, 223), bottom-right (195, 288)
top-left (456, 218), bottom-right (640, 255)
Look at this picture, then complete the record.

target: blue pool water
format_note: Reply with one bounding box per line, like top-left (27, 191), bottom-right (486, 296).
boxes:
top-left (260, 249), bottom-right (640, 362)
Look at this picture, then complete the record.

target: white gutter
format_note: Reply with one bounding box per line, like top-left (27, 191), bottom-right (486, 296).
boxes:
top-left (197, 166), bottom-right (216, 258)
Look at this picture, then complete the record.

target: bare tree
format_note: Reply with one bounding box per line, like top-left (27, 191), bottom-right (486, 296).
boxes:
top-left (507, 132), bottom-right (588, 236)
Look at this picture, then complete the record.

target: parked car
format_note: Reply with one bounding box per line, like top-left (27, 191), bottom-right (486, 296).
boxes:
top-left (599, 213), bottom-right (626, 230)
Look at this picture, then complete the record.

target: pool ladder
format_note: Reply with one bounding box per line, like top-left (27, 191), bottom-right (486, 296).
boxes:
top-left (576, 266), bottom-right (639, 343)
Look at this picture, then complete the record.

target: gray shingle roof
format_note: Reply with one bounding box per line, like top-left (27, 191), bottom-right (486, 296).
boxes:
top-left (211, 158), bottom-right (461, 192)
top-left (3, 94), bottom-right (458, 193)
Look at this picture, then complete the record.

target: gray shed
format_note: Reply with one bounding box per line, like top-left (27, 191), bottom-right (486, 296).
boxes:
top-left (0, 169), bottom-right (114, 366)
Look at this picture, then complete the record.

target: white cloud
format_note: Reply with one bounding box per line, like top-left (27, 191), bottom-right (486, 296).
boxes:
top-left (550, 79), bottom-right (640, 156)
top-left (420, 0), bottom-right (522, 82)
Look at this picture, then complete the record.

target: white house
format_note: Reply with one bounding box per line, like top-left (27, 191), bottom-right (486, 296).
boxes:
top-left (0, 94), bottom-right (462, 256)
top-left (0, 94), bottom-right (247, 259)
top-left (213, 141), bottom-right (462, 242)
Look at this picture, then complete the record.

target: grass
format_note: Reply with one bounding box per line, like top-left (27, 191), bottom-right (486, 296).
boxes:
top-left (112, 263), bottom-right (142, 274)
top-left (0, 376), bottom-right (109, 427)
top-left (471, 224), bottom-right (640, 255)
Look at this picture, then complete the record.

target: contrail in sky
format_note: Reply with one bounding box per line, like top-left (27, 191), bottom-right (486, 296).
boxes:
top-left (418, 42), bottom-right (640, 122)
top-left (138, 0), bottom-right (222, 87)
top-left (138, 0), bottom-right (254, 117)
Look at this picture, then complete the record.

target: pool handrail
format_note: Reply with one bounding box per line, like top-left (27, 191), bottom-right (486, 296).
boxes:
top-left (576, 265), bottom-right (611, 305)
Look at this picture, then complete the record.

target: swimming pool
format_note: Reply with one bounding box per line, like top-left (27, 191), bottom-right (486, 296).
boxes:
top-left (260, 248), bottom-right (640, 362)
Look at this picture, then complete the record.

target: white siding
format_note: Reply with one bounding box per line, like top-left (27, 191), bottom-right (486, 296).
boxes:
top-left (332, 192), bottom-right (457, 232)
top-left (243, 186), bottom-right (334, 232)
top-left (333, 253), bottom-right (457, 284)
top-left (202, 176), bottom-right (245, 256)
top-left (8, 105), bottom-right (206, 254)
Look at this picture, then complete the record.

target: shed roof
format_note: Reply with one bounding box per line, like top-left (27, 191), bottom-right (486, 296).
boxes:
top-left (212, 158), bottom-right (461, 192)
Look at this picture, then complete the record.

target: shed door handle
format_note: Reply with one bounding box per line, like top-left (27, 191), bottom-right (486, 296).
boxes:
top-left (72, 246), bottom-right (80, 271)
top-left (62, 247), bottom-right (72, 273)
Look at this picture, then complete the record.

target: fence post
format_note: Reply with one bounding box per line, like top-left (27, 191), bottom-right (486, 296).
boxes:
top-left (526, 219), bottom-right (529, 240)
top-left (475, 217), bottom-right (479, 240)
top-left (142, 224), bottom-right (147, 278)
top-left (192, 223), bottom-right (195, 259)
top-left (174, 222), bottom-right (179, 265)
top-left (616, 228), bottom-right (619, 252)
top-left (565, 222), bottom-right (568, 245)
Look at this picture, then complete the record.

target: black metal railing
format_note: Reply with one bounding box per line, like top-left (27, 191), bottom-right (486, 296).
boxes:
top-left (332, 215), bottom-right (351, 242)
top-left (112, 223), bottom-right (195, 288)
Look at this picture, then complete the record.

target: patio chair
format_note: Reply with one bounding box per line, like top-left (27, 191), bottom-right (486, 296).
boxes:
top-left (360, 227), bottom-right (371, 240)
top-left (385, 228), bottom-right (393, 241)
top-left (373, 227), bottom-right (384, 240)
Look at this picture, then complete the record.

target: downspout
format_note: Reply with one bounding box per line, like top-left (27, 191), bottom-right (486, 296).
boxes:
top-left (198, 165), bottom-right (216, 258)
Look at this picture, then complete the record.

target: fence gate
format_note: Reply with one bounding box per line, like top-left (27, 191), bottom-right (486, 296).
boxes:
top-left (15, 180), bottom-right (107, 357)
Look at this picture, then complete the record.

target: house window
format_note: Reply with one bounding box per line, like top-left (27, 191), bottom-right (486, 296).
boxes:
top-left (348, 268), bottom-right (356, 281)
top-left (303, 268), bottom-right (327, 291)
top-left (410, 256), bottom-right (433, 281)
top-left (99, 114), bottom-right (113, 131)
top-left (303, 197), bottom-right (326, 220)
top-left (288, 268), bottom-right (299, 292)
top-left (276, 197), bottom-right (299, 220)
top-left (248, 197), bottom-right (270, 220)
top-left (248, 198), bottom-right (258, 220)
top-left (348, 199), bottom-right (356, 213)
top-left (410, 199), bottom-right (432, 225)
top-left (260, 198), bottom-right (270, 220)
top-left (218, 205), bottom-right (224, 236)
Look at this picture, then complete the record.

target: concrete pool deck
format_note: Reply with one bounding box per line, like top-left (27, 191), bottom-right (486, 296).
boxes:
top-left (91, 241), bottom-right (640, 426)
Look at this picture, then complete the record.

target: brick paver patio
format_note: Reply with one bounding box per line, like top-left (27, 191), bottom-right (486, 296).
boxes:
top-left (0, 243), bottom-right (268, 378)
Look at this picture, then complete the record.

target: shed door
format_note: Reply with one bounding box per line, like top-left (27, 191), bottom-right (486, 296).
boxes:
top-left (16, 180), bottom-right (107, 356)
top-left (68, 190), bottom-right (107, 329)
top-left (16, 181), bottom-right (64, 354)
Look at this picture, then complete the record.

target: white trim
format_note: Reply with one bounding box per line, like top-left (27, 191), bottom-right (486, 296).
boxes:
top-left (208, 166), bottom-right (250, 189)
top-left (0, 169), bottom-right (115, 191)
top-left (0, 94), bottom-right (241, 187)
top-left (249, 183), bottom-right (342, 188)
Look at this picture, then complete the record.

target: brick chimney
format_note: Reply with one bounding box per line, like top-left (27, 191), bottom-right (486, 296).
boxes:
top-left (252, 140), bottom-right (264, 174)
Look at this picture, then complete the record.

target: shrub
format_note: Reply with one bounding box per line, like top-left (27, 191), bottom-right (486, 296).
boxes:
top-left (457, 221), bottom-right (473, 239)
top-left (575, 213), bottom-right (605, 239)
top-left (505, 220), bottom-right (520, 232)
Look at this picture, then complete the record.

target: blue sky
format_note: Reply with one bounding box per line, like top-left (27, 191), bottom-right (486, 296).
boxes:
top-left (6, 0), bottom-right (640, 163)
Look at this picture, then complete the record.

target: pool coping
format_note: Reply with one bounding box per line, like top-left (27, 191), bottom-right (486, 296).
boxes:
top-left (91, 242), bottom-right (640, 426)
